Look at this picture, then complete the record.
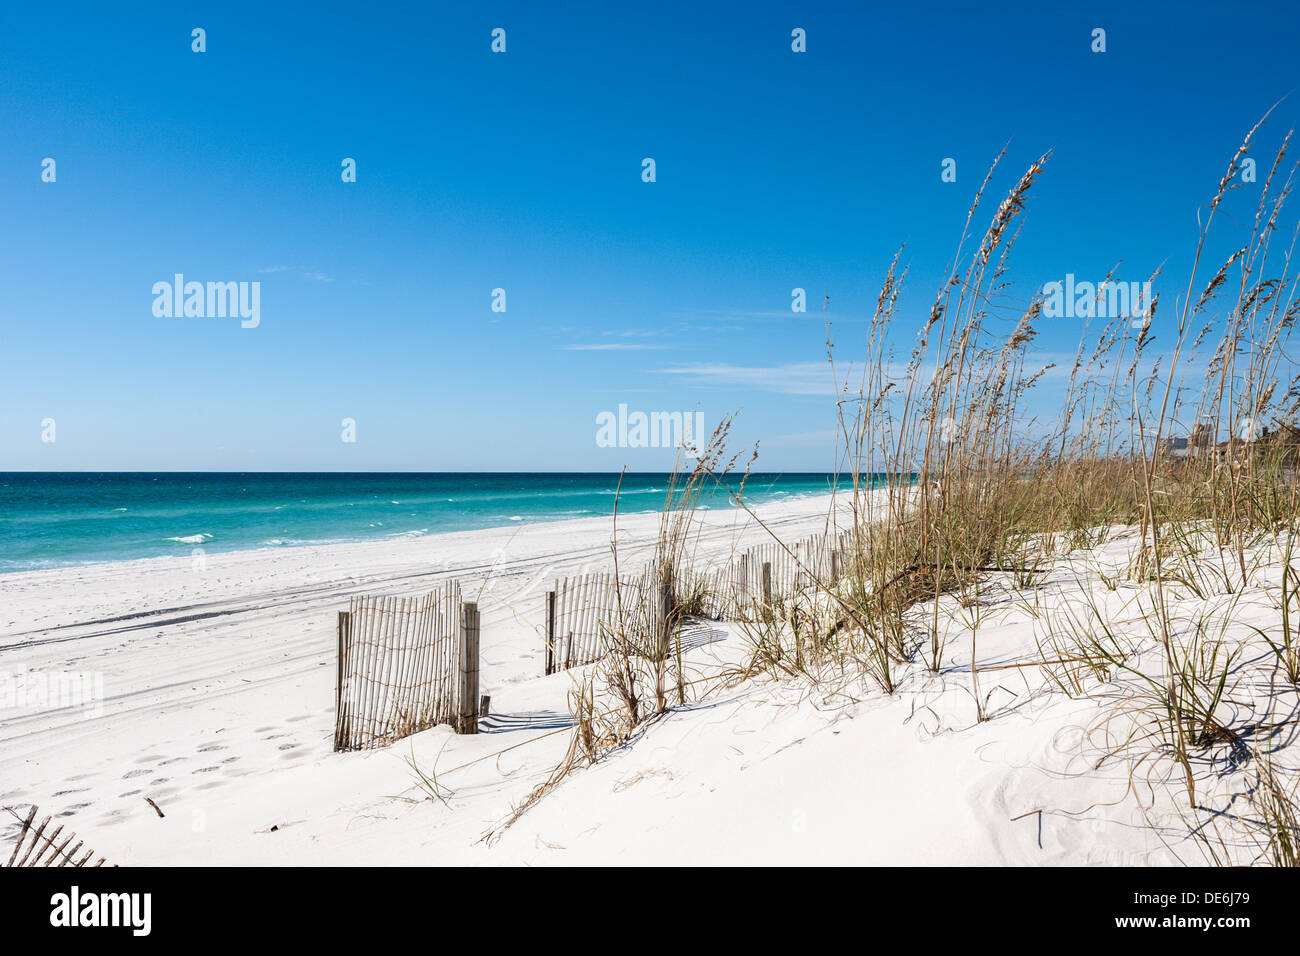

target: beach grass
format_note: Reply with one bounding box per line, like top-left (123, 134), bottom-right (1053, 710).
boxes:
top-left (481, 113), bottom-right (1300, 864)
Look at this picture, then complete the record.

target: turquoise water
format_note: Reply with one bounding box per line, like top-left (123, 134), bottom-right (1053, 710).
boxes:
top-left (0, 472), bottom-right (842, 573)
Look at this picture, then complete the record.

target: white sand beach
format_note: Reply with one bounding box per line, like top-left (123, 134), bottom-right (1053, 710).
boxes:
top-left (5, 489), bottom-right (1292, 867)
top-left (0, 494), bottom-right (842, 863)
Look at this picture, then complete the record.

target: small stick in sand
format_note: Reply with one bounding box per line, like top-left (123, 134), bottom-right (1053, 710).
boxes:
top-left (144, 797), bottom-right (165, 818)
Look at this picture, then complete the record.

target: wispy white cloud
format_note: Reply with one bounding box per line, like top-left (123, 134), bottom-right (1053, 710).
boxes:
top-left (654, 361), bottom-right (838, 395)
top-left (674, 305), bottom-right (866, 325)
top-left (255, 266), bottom-right (334, 282)
top-left (564, 344), bottom-right (670, 351)
top-left (767, 428), bottom-right (839, 443)
top-left (654, 350), bottom-right (1090, 397)
top-left (681, 307), bottom-right (811, 320)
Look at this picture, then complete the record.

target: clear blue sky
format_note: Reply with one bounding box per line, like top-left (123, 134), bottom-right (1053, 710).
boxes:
top-left (3, 1), bottom-right (1298, 471)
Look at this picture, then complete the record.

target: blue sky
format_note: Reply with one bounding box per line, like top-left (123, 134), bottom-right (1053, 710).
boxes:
top-left (2, 0), bottom-right (1298, 471)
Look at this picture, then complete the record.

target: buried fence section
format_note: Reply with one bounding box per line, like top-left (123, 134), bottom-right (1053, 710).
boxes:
top-left (334, 580), bottom-right (479, 751)
top-left (545, 566), bottom-right (670, 673)
top-left (3, 805), bottom-right (109, 868)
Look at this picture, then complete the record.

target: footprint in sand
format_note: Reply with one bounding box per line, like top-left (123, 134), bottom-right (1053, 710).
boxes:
top-left (159, 757), bottom-right (187, 766)
top-left (118, 790), bottom-right (142, 798)
top-left (122, 769), bottom-right (151, 779)
top-left (194, 766), bottom-right (221, 774)
top-left (52, 788), bottom-right (88, 797)
top-left (277, 743), bottom-right (299, 751)
top-left (221, 756), bottom-right (240, 764)
top-left (197, 743), bottom-right (225, 753)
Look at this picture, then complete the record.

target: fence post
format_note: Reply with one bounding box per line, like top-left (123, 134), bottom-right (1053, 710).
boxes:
top-left (457, 602), bottom-right (480, 734)
top-left (762, 561), bottom-right (773, 614)
top-left (545, 589), bottom-right (556, 675)
top-left (830, 550), bottom-right (840, 586)
top-left (334, 610), bottom-right (351, 752)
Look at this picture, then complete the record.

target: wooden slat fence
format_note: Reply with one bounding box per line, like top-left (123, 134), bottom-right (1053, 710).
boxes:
top-left (538, 532), bottom-right (856, 669)
top-left (332, 533), bottom-right (858, 698)
top-left (790, 530), bottom-right (855, 584)
top-left (695, 562), bottom-right (738, 620)
top-left (702, 530), bottom-right (855, 619)
top-left (334, 580), bottom-right (480, 751)
top-left (3, 806), bottom-right (110, 868)
top-left (544, 566), bottom-right (670, 674)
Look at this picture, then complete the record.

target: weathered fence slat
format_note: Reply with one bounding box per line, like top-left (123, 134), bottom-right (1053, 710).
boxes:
top-left (544, 589), bottom-right (557, 675)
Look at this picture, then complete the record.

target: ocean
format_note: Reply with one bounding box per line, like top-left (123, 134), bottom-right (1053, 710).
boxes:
top-left (0, 472), bottom-right (843, 573)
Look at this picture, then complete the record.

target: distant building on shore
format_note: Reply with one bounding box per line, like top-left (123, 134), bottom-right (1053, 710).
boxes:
top-left (1156, 422), bottom-right (1299, 460)
top-left (1215, 422), bottom-right (1300, 463)
top-left (1159, 422), bottom-right (1214, 459)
